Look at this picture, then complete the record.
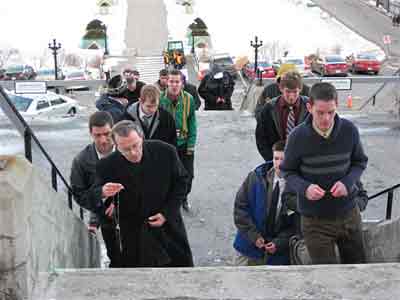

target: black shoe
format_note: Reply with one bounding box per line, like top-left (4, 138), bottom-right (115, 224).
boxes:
top-left (182, 200), bottom-right (191, 211)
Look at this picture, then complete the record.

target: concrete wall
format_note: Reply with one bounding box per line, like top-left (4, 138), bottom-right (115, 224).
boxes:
top-left (0, 156), bottom-right (100, 300)
top-left (365, 217), bottom-right (400, 262)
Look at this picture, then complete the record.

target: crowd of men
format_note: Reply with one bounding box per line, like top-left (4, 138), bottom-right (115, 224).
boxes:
top-left (71, 64), bottom-right (370, 268)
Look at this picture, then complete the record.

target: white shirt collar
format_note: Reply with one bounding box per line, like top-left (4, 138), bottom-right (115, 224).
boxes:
top-left (95, 146), bottom-right (115, 160)
top-left (139, 104), bottom-right (154, 121)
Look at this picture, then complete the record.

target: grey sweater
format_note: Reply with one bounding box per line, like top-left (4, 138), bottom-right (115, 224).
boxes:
top-left (281, 114), bottom-right (368, 218)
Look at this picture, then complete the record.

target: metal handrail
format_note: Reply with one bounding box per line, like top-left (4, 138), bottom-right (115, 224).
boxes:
top-left (368, 183), bottom-right (400, 220)
top-left (0, 86), bottom-right (84, 219)
top-left (359, 67), bottom-right (400, 110)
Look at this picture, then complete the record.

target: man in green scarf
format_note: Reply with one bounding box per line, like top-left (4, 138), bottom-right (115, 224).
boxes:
top-left (160, 69), bottom-right (197, 211)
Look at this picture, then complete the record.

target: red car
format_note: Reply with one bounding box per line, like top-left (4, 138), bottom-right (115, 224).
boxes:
top-left (311, 55), bottom-right (348, 77)
top-left (243, 62), bottom-right (276, 80)
top-left (349, 53), bottom-right (381, 75)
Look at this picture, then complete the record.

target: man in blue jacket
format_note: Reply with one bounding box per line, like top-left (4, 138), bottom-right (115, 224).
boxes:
top-left (233, 140), bottom-right (296, 266)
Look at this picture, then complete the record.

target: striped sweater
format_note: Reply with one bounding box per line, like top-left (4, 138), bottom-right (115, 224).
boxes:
top-left (281, 114), bottom-right (368, 218)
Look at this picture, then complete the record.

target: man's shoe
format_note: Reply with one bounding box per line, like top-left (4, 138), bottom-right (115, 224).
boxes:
top-left (182, 200), bottom-right (191, 211)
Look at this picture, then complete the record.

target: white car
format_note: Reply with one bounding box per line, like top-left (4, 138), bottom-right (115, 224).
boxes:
top-left (4, 91), bottom-right (78, 120)
top-left (282, 57), bottom-right (313, 77)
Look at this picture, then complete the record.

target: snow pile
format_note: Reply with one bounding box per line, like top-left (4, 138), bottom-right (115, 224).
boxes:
top-left (164, 0), bottom-right (385, 61)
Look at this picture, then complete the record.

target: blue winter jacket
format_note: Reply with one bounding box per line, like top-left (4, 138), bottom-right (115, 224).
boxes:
top-left (233, 162), bottom-right (293, 265)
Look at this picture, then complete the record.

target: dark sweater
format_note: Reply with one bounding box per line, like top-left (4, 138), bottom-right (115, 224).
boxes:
top-left (280, 114), bottom-right (368, 218)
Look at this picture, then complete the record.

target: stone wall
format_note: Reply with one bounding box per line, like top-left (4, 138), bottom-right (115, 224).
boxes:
top-left (0, 156), bottom-right (100, 300)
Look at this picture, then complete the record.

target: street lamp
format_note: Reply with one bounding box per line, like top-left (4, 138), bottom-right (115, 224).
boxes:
top-left (48, 39), bottom-right (61, 80)
top-left (102, 23), bottom-right (109, 56)
top-left (250, 36), bottom-right (263, 79)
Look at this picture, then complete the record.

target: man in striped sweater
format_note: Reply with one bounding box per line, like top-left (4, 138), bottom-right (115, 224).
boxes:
top-left (281, 82), bottom-right (368, 264)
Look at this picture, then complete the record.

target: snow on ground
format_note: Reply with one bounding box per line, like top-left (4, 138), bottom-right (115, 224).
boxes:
top-left (0, 0), bottom-right (127, 66)
top-left (164, 0), bottom-right (385, 60)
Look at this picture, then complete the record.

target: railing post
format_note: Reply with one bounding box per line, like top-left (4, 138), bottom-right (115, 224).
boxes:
top-left (24, 128), bottom-right (32, 163)
top-left (372, 95), bottom-right (376, 106)
top-left (386, 190), bottom-right (394, 220)
top-left (68, 190), bottom-right (73, 210)
top-left (51, 165), bottom-right (58, 191)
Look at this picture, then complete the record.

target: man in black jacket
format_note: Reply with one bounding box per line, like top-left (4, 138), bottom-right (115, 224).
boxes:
top-left (255, 71), bottom-right (309, 161)
top-left (198, 65), bottom-right (235, 110)
top-left (124, 84), bottom-right (177, 146)
top-left (95, 75), bottom-right (129, 123)
top-left (92, 120), bottom-right (193, 267)
top-left (182, 72), bottom-right (201, 110)
top-left (70, 111), bottom-right (121, 267)
top-left (122, 68), bottom-right (146, 105)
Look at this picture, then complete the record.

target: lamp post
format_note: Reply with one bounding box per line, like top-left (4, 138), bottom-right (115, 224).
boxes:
top-left (48, 39), bottom-right (61, 80)
top-left (250, 36), bottom-right (263, 78)
top-left (102, 23), bottom-right (109, 56)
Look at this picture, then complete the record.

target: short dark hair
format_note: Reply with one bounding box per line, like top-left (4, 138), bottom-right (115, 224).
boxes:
top-left (89, 111), bottom-right (113, 132)
top-left (309, 82), bottom-right (338, 103)
top-left (279, 71), bottom-right (303, 90)
top-left (272, 140), bottom-right (286, 152)
top-left (169, 69), bottom-right (182, 77)
top-left (159, 69), bottom-right (169, 76)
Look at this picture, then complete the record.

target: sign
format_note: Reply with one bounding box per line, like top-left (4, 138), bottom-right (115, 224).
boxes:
top-left (383, 35), bottom-right (391, 45)
top-left (320, 78), bottom-right (352, 90)
top-left (14, 81), bottom-right (47, 94)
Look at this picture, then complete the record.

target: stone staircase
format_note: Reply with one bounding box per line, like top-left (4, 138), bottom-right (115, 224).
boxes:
top-left (134, 55), bottom-right (165, 84)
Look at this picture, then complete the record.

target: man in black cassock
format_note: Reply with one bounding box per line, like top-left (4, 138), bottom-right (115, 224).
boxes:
top-left (92, 120), bottom-right (193, 268)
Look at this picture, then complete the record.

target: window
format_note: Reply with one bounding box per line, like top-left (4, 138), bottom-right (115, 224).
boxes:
top-left (325, 56), bottom-right (345, 63)
top-left (50, 98), bottom-right (66, 106)
top-left (36, 100), bottom-right (50, 110)
top-left (8, 95), bottom-right (33, 112)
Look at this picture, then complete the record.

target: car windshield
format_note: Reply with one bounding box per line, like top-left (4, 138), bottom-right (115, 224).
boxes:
top-left (248, 62), bottom-right (271, 68)
top-left (325, 56), bottom-right (345, 63)
top-left (356, 54), bottom-right (377, 60)
top-left (285, 59), bottom-right (304, 65)
top-left (214, 57), bottom-right (234, 65)
top-left (6, 65), bottom-right (24, 73)
top-left (8, 94), bottom-right (33, 112)
top-left (168, 42), bottom-right (183, 50)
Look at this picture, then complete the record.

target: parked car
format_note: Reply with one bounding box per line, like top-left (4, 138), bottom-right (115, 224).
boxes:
top-left (4, 64), bottom-right (36, 80)
top-left (311, 55), bottom-right (349, 76)
top-left (243, 61), bottom-right (276, 80)
top-left (282, 57), bottom-right (313, 77)
top-left (4, 90), bottom-right (78, 120)
top-left (64, 69), bottom-right (89, 90)
top-left (36, 68), bottom-right (64, 81)
top-left (210, 54), bottom-right (238, 79)
top-left (348, 53), bottom-right (381, 75)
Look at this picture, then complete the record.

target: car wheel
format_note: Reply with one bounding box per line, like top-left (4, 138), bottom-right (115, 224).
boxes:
top-left (67, 107), bottom-right (77, 116)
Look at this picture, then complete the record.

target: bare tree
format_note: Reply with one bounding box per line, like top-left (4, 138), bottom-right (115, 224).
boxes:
top-left (0, 48), bottom-right (20, 68)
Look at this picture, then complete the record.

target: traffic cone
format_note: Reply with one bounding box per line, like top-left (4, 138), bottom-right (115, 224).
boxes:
top-left (347, 94), bottom-right (353, 109)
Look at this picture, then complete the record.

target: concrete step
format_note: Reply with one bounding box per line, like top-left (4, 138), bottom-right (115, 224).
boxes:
top-left (134, 55), bottom-right (165, 84)
top-left (33, 264), bottom-right (400, 300)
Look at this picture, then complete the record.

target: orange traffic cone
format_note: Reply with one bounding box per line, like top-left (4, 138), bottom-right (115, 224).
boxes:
top-left (347, 94), bottom-right (353, 108)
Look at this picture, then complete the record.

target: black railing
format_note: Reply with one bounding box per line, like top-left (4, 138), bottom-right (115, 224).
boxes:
top-left (359, 67), bottom-right (400, 110)
top-left (0, 86), bottom-right (84, 220)
top-left (368, 183), bottom-right (400, 220)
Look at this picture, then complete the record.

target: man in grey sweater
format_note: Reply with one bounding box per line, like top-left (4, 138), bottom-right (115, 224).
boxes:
top-left (280, 82), bottom-right (368, 264)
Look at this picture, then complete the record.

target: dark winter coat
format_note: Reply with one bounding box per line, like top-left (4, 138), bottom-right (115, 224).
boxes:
top-left (198, 71), bottom-right (235, 110)
top-left (124, 102), bottom-right (177, 147)
top-left (95, 94), bottom-right (126, 123)
top-left (255, 96), bottom-right (309, 161)
top-left (233, 162), bottom-right (296, 264)
top-left (92, 140), bottom-right (193, 267)
top-left (122, 81), bottom-right (146, 105)
top-left (184, 82), bottom-right (201, 110)
top-left (70, 143), bottom-right (107, 225)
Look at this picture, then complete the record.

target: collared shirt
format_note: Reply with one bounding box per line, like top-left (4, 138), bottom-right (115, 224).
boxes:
top-left (139, 105), bottom-right (155, 125)
top-left (312, 118), bottom-right (335, 139)
top-left (95, 146), bottom-right (115, 160)
top-left (277, 96), bottom-right (301, 139)
top-left (272, 172), bottom-right (286, 224)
